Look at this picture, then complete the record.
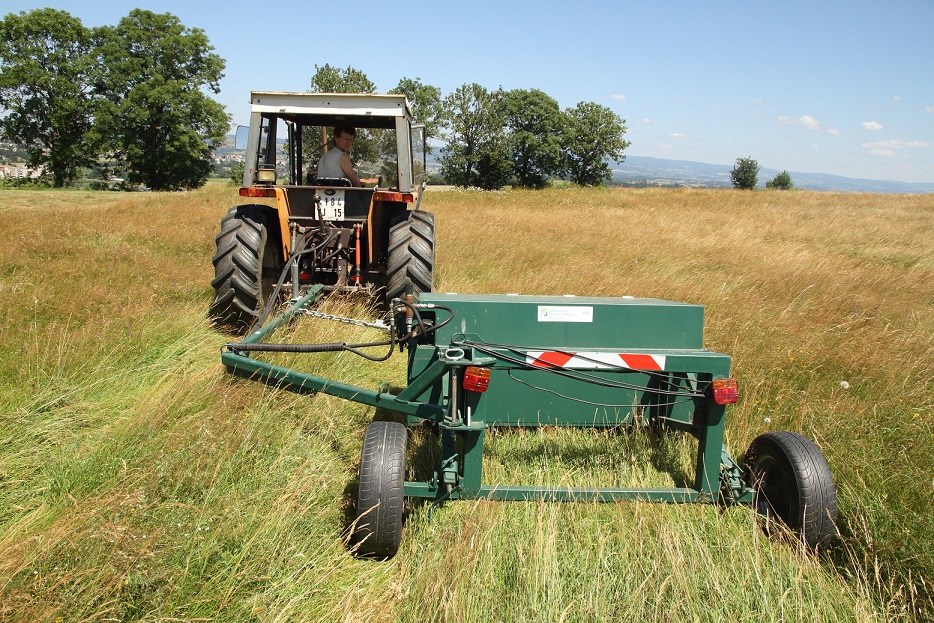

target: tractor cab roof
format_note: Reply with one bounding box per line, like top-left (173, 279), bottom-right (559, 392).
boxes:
top-left (249, 91), bottom-right (412, 130)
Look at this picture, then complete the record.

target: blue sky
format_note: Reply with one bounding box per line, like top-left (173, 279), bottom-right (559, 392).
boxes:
top-left (5, 0), bottom-right (933, 182)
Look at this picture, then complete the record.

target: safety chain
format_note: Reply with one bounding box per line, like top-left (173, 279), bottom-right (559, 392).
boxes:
top-left (299, 307), bottom-right (391, 330)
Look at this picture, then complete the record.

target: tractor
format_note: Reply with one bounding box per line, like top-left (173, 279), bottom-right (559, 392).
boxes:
top-left (209, 92), bottom-right (434, 332)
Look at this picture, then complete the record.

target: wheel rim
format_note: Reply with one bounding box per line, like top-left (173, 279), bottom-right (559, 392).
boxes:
top-left (754, 454), bottom-right (796, 527)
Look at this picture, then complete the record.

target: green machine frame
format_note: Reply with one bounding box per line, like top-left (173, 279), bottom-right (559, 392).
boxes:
top-left (222, 288), bottom-right (753, 506)
top-left (221, 288), bottom-right (837, 558)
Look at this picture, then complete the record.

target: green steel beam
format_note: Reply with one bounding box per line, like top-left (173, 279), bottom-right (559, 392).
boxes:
top-left (222, 350), bottom-right (445, 420)
top-left (402, 481), bottom-right (701, 503)
top-left (239, 286), bottom-right (325, 345)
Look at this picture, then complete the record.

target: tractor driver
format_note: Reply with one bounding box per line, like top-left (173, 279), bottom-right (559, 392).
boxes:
top-left (316, 125), bottom-right (363, 187)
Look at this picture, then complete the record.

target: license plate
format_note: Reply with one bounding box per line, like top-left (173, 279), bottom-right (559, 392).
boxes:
top-left (320, 189), bottom-right (345, 220)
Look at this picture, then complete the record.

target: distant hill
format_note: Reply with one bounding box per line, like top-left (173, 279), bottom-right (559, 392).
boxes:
top-left (612, 156), bottom-right (934, 194)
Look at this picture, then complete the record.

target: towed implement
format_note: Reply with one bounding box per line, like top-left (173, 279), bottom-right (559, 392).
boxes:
top-left (221, 288), bottom-right (838, 559)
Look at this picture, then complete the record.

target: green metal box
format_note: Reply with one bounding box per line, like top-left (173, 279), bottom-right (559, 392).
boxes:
top-left (418, 292), bottom-right (705, 349)
top-left (408, 293), bottom-right (728, 427)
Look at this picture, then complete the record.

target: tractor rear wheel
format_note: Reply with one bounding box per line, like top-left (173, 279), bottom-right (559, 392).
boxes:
top-left (743, 431), bottom-right (837, 549)
top-left (209, 205), bottom-right (281, 333)
top-left (352, 421), bottom-right (408, 559)
top-left (385, 210), bottom-right (434, 303)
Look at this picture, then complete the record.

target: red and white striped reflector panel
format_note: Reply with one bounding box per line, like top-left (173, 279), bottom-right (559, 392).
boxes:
top-left (526, 351), bottom-right (666, 371)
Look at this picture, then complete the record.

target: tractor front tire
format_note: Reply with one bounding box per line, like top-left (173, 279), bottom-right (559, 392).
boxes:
top-left (385, 210), bottom-right (434, 303)
top-left (352, 421), bottom-right (408, 559)
top-left (743, 431), bottom-right (837, 550)
top-left (209, 205), bottom-right (280, 334)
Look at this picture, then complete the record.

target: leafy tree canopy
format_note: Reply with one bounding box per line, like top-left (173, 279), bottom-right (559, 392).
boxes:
top-left (766, 170), bottom-right (793, 190)
top-left (502, 88), bottom-right (565, 188)
top-left (562, 102), bottom-right (629, 186)
top-left (731, 156), bottom-right (760, 190)
top-left (309, 64), bottom-right (376, 93)
top-left (0, 9), bottom-right (97, 186)
top-left (93, 9), bottom-right (229, 191)
top-left (440, 83), bottom-right (511, 190)
top-left (390, 76), bottom-right (443, 141)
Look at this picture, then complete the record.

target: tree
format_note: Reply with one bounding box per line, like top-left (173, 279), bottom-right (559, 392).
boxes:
top-left (562, 102), bottom-right (629, 186)
top-left (390, 77), bottom-right (442, 139)
top-left (502, 89), bottom-right (565, 188)
top-left (730, 156), bottom-right (760, 190)
top-left (766, 170), bottom-right (793, 190)
top-left (0, 9), bottom-right (98, 187)
top-left (373, 76), bottom-right (442, 183)
top-left (93, 10), bottom-right (229, 191)
top-left (440, 83), bottom-right (511, 190)
top-left (229, 161), bottom-right (244, 186)
top-left (309, 64), bottom-right (376, 93)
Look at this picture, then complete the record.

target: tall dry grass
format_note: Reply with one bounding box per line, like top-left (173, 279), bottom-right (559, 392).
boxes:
top-left (0, 184), bottom-right (931, 622)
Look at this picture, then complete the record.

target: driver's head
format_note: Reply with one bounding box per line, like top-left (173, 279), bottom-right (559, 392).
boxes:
top-left (333, 125), bottom-right (356, 151)
top-left (334, 125), bottom-right (356, 139)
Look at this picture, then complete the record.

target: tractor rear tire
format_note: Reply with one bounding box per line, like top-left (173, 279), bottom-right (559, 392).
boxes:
top-left (743, 431), bottom-right (837, 550)
top-left (385, 210), bottom-right (434, 303)
top-left (352, 421), bottom-right (408, 559)
top-left (209, 205), bottom-right (281, 334)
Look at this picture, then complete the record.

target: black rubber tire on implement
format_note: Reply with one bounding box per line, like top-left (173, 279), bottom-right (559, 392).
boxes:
top-left (352, 421), bottom-right (408, 559)
top-left (209, 205), bottom-right (280, 334)
top-left (385, 210), bottom-right (434, 303)
top-left (743, 431), bottom-right (837, 550)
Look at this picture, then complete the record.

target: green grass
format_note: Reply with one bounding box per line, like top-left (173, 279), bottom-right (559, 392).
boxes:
top-left (0, 185), bottom-right (931, 621)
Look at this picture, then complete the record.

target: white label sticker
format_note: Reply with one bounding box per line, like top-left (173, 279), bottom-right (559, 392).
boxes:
top-left (537, 305), bottom-right (593, 323)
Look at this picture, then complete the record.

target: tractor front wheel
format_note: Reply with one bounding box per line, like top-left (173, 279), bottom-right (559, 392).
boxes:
top-left (209, 205), bottom-right (281, 334)
top-left (385, 210), bottom-right (434, 303)
top-left (743, 431), bottom-right (837, 549)
top-left (352, 421), bottom-right (408, 559)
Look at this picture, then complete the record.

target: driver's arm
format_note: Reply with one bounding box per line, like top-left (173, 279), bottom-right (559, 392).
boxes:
top-left (340, 152), bottom-right (363, 187)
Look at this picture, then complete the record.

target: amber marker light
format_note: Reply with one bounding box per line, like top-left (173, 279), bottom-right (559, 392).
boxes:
top-left (463, 367), bottom-right (491, 393)
top-left (711, 378), bottom-right (739, 405)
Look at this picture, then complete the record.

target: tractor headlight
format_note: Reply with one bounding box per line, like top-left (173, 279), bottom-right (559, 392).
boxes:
top-left (256, 168), bottom-right (276, 184)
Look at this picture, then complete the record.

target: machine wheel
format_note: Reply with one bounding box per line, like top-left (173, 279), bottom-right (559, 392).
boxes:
top-left (352, 421), bottom-right (408, 559)
top-left (743, 431), bottom-right (837, 549)
top-left (209, 205), bottom-right (281, 333)
top-left (385, 210), bottom-right (434, 303)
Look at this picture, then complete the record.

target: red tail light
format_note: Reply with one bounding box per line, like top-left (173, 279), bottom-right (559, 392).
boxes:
top-left (711, 378), bottom-right (738, 405)
top-left (373, 190), bottom-right (414, 203)
top-left (240, 187), bottom-right (276, 198)
top-left (463, 367), bottom-right (490, 393)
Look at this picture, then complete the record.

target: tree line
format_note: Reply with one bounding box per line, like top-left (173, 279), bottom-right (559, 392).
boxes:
top-left (308, 64), bottom-right (631, 190)
top-left (730, 157), bottom-right (794, 190)
top-left (0, 8), bottom-right (228, 190)
top-left (1, 9), bottom-right (629, 191)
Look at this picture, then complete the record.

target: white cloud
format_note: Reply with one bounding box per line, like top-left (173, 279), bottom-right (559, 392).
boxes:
top-left (778, 115), bottom-right (821, 130)
top-left (635, 117), bottom-right (651, 125)
top-left (611, 94), bottom-right (626, 101)
top-left (863, 139), bottom-right (929, 159)
top-left (827, 128), bottom-right (842, 136)
top-left (863, 140), bottom-right (930, 150)
top-left (668, 132), bottom-right (688, 139)
top-left (893, 95), bottom-right (902, 101)
top-left (926, 106), bottom-right (934, 113)
top-left (862, 121), bottom-right (884, 131)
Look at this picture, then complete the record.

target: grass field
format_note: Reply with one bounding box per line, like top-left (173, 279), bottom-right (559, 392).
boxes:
top-left (0, 184), bottom-right (931, 622)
